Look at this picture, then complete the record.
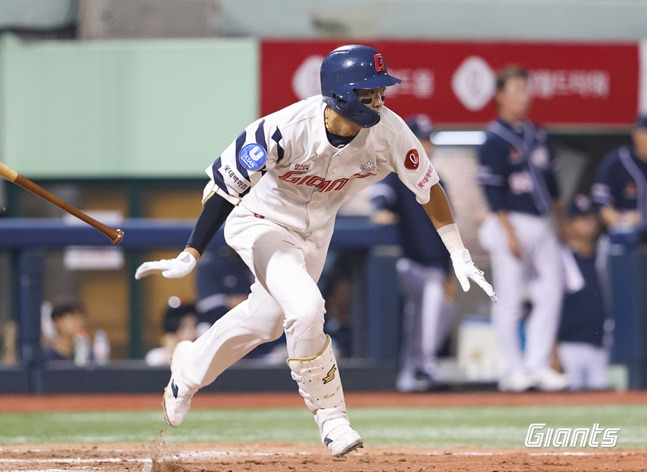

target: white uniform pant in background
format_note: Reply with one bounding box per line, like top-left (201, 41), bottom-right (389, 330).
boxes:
top-left (479, 212), bottom-right (564, 379)
top-left (557, 342), bottom-right (608, 390)
top-left (396, 260), bottom-right (452, 381)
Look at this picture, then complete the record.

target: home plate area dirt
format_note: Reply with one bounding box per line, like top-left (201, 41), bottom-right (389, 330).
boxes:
top-left (1, 443), bottom-right (646, 472)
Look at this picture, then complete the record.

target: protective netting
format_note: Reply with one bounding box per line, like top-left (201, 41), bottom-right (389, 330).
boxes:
top-left (78, 0), bottom-right (221, 39)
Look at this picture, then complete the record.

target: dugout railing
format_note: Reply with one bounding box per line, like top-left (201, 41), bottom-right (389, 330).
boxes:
top-left (0, 217), bottom-right (405, 393)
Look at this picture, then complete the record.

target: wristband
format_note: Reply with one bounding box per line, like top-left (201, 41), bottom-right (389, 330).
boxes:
top-left (437, 223), bottom-right (465, 254)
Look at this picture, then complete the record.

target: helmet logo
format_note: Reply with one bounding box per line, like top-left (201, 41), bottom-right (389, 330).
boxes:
top-left (374, 54), bottom-right (385, 72)
top-left (405, 149), bottom-right (420, 170)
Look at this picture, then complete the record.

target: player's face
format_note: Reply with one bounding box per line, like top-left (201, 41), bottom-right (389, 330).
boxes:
top-left (496, 77), bottom-right (531, 121)
top-left (632, 128), bottom-right (647, 160)
top-left (55, 310), bottom-right (86, 338)
top-left (355, 88), bottom-right (387, 113)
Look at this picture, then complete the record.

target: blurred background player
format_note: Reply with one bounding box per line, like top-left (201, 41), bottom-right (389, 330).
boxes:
top-left (145, 298), bottom-right (199, 367)
top-left (319, 251), bottom-right (356, 359)
top-left (591, 113), bottom-right (647, 306)
top-left (371, 114), bottom-right (455, 392)
top-left (42, 298), bottom-right (90, 362)
top-left (556, 194), bottom-right (610, 390)
top-left (195, 246), bottom-right (253, 334)
top-left (593, 114), bottom-right (647, 231)
top-left (477, 65), bottom-right (568, 392)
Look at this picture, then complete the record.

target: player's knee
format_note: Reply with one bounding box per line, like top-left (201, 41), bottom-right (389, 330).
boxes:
top-left (266, 322), bottom-right (285, 342)
top-left (282, 295), bottom-right (325, 337)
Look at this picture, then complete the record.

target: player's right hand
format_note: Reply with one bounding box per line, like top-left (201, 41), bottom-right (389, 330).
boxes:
top-left (507, 234), bottom-right (523, 260)
top-left (450, 248), bottom-right (498, 303)
top-left (134, 251), bottom-right (197, 279)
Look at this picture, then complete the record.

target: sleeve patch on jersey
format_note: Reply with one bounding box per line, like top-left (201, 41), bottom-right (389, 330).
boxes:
top-left (239, 143), bottom-right (267, 171)
top-left (222, 163), bottom-right (251, 193)
top-left (404, 149), bottom-right (420, 170)
top-left (416, 162), bottom-right (436, 191)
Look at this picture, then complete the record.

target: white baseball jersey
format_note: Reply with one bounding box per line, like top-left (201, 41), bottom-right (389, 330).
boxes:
top-left (202, 95), bottom-right (439, 234)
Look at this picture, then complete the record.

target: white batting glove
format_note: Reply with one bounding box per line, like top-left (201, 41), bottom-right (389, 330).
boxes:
top-left (450, 249), bottom-right (498, 302)
top-left (134, 251), bottom-right (197, 280)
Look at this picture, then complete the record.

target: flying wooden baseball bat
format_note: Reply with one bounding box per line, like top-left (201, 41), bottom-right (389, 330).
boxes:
top-left (0, 162), bottom-right (124, 245)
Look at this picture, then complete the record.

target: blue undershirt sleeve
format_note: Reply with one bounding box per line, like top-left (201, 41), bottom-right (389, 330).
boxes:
top-left (186, 194), bottom-right (235, 255)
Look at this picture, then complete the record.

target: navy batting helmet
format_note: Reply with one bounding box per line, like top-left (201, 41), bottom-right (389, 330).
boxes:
top-left (320, 44), bottom-right (402, 128)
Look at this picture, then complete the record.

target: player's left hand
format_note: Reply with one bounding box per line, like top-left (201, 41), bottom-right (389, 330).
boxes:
top-left (450, 248), bottom-right (497, 302)
top-left (134, 251), bottom-right (197, 279)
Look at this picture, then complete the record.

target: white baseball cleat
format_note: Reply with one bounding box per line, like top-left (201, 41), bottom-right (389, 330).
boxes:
top-left (534, 368), bottom-right (569, 392)
top-left (162, 340), bottom-right (194, 427)
top-left (321, 418), bottom-right (364, 458)
top-left (498, 369), bottom-right (534, 392)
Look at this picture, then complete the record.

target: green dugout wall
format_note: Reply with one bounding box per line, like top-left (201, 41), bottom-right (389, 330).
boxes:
top-left (0, 34), bottom-right (258, 178)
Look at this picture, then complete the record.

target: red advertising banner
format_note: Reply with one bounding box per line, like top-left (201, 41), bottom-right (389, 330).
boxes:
top-left (261, 40), bottom-right (639, 128)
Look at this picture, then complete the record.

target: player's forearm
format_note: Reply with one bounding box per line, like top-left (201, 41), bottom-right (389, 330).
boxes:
top-left (423, 184), bottom-right (465, 254)
top-left (422, 183), bottom-right (455, 229)
top-left (185, 193), bottom-right (234, 256)
top-left (496, 210), bottom-right (516, 239)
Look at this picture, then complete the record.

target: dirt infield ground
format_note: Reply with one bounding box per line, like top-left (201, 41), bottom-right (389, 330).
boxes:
top-left (2, 443), bottom-right (647, 472)
top-left (1, 391), bottom-right (646, 471)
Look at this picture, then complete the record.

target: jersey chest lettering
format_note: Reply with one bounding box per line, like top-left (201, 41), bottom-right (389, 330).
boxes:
top-left (508, 171), bottom-right (535, 194)
top-left (278, 170), bottom-right (376, 192)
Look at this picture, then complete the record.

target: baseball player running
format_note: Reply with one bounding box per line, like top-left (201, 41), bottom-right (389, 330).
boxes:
top-left (135, 44), bottom-right (496, 457)
top-left (477, 65), bottom-right (567, 392)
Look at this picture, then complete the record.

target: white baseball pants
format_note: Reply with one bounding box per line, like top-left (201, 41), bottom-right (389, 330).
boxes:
top-left (179, 205), bottom-right (333, 390)
top-left (479, 212), bottom-right (564, 379)
top-left (557, 342), bottom-right (608, 390)
top-left (396, 259), bottom-right (452, 378)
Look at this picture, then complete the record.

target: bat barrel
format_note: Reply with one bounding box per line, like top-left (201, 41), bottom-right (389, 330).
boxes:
top-left (112, 229), bottom-right (125, 245)
top-left (5, 172), bottom-right (125, 245)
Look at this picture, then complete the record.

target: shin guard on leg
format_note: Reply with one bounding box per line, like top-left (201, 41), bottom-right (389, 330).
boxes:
top-left (287, 335), bottom-right (346, 414)
top-left (287, 336), bottom-right (362, 457)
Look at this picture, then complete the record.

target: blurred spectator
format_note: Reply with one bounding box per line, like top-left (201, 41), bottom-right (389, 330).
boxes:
top-left (42, 298), bottom-right (90, 362)
top-left (556, 194), bottom-right (610, 390)
top-left (145, 297), bottom-right (198, 366)
top-left (1, 320), bottom-right (17, 364)
top-left (371, 114), bottom-right (455, 392)
top-left (476, 65), bottom-right (567, 392)
top-left (592, 114), bottom-right (647, 231)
